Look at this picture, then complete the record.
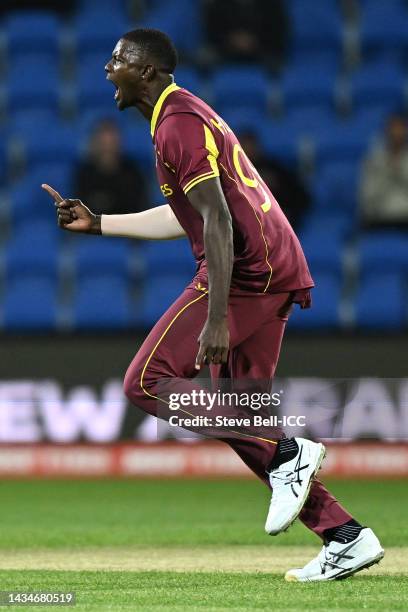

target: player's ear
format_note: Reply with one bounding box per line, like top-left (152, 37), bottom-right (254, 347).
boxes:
top-left (141, 64), bottom-right (155, 81)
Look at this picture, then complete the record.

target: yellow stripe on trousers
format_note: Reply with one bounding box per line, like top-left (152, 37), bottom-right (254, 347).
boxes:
top-left (139, 290), bottom-right (277, 445)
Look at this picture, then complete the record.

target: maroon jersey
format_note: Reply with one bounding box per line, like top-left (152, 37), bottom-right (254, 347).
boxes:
top-left (152, 83), bottom-right (314, 300)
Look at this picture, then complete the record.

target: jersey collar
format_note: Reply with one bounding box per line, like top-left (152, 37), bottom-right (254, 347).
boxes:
top-left (150, 82), bottom-right (180, 138)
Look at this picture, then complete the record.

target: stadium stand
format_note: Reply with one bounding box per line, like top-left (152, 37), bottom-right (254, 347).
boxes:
top-left (359, 0), bottom-right (408, 62)
top-left (287, 271), bottom-right (342, 330)
top-left (4, 11), bottom-right (61, 58)
top-left (0, 0), bottom-right (407, 331)
top-left (3, 274), bottom-right (58, 330)
top-left (73, 274), bottom-right (132, 329)
top-left (355, 271), bottom-right (406, 330)
top-left (212, 65), bottom-right (270, 115)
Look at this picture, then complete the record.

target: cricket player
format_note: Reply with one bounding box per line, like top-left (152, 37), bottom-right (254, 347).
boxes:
top-left (42, 28), bottom-right (383, 581)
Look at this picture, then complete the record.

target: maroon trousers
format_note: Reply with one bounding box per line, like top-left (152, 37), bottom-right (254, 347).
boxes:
top-left (124, 284), bottom-right (351, 538)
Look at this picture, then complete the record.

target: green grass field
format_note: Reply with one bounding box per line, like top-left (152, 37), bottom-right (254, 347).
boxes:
top-left (0, 479), bottom-right (407, 610)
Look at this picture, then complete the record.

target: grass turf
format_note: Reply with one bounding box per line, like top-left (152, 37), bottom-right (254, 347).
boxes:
top-left (0, 479), bottom-right (407, 610)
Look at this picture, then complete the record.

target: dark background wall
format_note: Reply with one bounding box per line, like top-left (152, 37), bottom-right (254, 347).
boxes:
top-left (0, 334), bottom-right (406, 384)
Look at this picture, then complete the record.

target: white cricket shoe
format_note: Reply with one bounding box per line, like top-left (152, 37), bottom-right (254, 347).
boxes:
top-left (285, 528), bottom-right (384, 581)
top-left (265, 438), bottom-right (326, 535)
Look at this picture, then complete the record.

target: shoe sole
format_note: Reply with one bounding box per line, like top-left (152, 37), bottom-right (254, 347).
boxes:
top-left (285, 549), bottom-right (385, 582)
top-left (269, 443), bottom-right (327, 536)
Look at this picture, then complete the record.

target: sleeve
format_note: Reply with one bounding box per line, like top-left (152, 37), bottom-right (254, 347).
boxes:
top-left (157, 113), bottom-right (220, 195)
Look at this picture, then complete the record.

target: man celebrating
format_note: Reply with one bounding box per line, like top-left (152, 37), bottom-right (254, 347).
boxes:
top-left (42, 28), bottom-right (383, 581)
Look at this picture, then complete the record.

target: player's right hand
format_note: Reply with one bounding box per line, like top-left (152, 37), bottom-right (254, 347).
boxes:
top-left (41, 183), bottom-right (101, 234)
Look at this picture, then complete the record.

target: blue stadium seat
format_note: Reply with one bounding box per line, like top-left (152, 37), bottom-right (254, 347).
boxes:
top-left (355, 271), bottom-right (406, 330)
top-left (9, 108), bottom-right (59, 133)
top-left (286, 53), bottom-right (339, 75)
top-left (139, 0), bottom-right (201, 56)
top-left (3, 221), bottom-right (59, 281)
top-left (71, 236), bottom-right (134, 280)
top-left (211, 66), bottom-right (270, 115)
top-left (299, 230), bottom-right (344, 277)
top-left (360, 0), bottom-right (408, 61)
top-left (312, 161), bottom-right (359, 215)
top-left (220, 109), bottom-right (267, 139)
top-left (281, 63), bottom-right (337, 112)
top-left (73, 275), bottom-right (132, 329)
top-left (259, 120), bottom-right (300, 168)
top-left (137, 274), bottom-right (193, 327)
top-left (313, 117), bottom-right (375, 168)
top-left (76, 109), bottom-right (131, 147)
top-left (3, 275), bottom-right (58, 330)
top-left (74, 9), bottom-right (130, 55)
top-left (287, 0), bottom-right (342, 65)
top-left (77, 52), bottom-right (118, 115)
top-left (79, 0), bottom-right (127, 11)
top-left (9, 219), bottom-right (58, 244)
top-left (175, 66), bottom-right (201, 97)
top-left (13, 119), bottom-right (79, 167)
top-left (142, 239), bottom-right (196, 279)
top-left (300, 212), bottom-right (354, 242)
top-left (288, 272), bottom-right (341, 330)
top-left (5, 11), bottom-right (60, 58)
top-left (0, 131), bottom-right (7, 186)
top-left (358, 232), bottom-right (408, 275)
top-left (284, 107), bottom-right (337, 139)
top-left (35, 162), bottom-right (72, 200)
top-left (7, 56), bottom-right (59, 113)
top-left (225, 106), bottom-right (336, 144)
top-left (9, 164), bottom-right (72, 228)
top-left (349, 107), bottom-right (389, 139)
top-left (122, 122), bottom-right (155, 171)
top-left (11, 52), bottom-right (58, 71)
top-left (349, 61), bottom-right (405, 114)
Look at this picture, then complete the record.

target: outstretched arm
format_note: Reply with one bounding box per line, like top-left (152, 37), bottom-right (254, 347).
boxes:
top-left (42, 184), bottom-right (186, 240)
top-left (186, 177), bottom-right (234, 369)
top-left (101, 206), bottom-right (185, 240)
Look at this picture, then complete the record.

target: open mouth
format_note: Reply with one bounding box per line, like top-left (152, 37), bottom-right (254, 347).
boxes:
top-left (107, 74), bottom-right (121, 102)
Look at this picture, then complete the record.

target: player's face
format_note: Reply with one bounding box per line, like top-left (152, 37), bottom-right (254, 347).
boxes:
top-left (105, 39), bottom-right (145, 110)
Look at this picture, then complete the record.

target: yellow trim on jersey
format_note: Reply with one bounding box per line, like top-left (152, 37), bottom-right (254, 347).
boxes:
top-left (219, 161), bottom-right (273, 293)
top-left (183, 170), bottom-right (219, 194)
top-left (139, 288), bottom-right (277, 445)
top-left (184, 170), bottom-right (215, 192)
top-left (204, 124), bottom-right (219, 158)
top-left (204, 124), bottom-right (220, 175)
top-left (150, 82), bottom-right (180, 137)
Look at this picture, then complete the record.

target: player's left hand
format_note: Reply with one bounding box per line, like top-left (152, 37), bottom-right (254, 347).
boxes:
top-left (195, 318), bottom-right (229, 369)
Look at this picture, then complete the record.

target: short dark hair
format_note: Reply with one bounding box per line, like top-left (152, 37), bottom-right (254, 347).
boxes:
top-left (121, 28), bottom-right (178, 73)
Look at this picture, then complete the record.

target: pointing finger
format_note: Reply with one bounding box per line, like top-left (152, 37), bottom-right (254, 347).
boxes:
top-left (41, 183), bottom-right (63, 203)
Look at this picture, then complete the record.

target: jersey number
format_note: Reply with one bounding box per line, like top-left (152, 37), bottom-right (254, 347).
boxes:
top-left (232, 144), bottom-right (271, 213)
